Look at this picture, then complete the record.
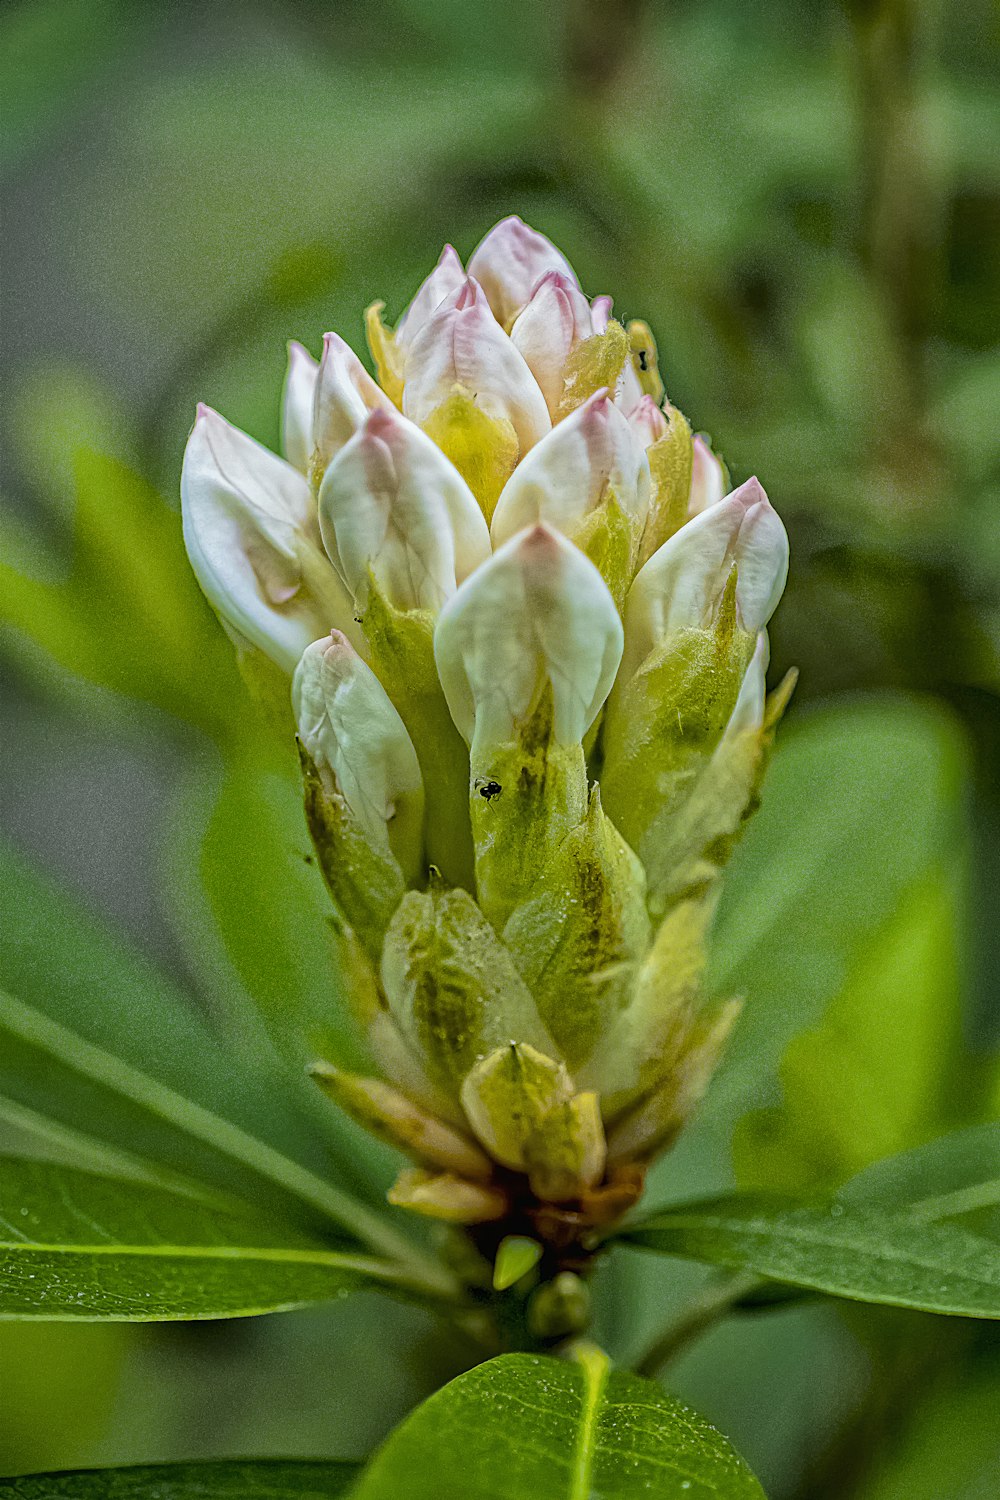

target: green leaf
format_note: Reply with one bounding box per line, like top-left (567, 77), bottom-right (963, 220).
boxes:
top-left (619, 1194), bottom-right (1000, 1318)
top-left (0, 836), bottom-right (415, 1262)
top-left (840, 1123), bottom-right (1000, 1226)
top-left (0, 1158), bottom-right (420, 1321)
top-left (0, 1459), bottom-right (359, 1498)
top-left (0, 445), bottom-right (244, 737)
top-left (351, 1347), bottom-right (765, 1499)
top-left (732, 869), bottom-right (964, 1193)
top-left (651, 701), bottom-right (970, 1212)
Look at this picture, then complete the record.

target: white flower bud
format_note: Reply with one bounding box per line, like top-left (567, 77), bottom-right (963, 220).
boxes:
top-left (619, 477), bottom-right (789, 685)
top-left (491, 389), bottom-right (650, 556)
top-left (467, 215), bottom-right (578, 328)
top-left (627, 393), bottom-right (670, 450)
top-left (395, 243), bottom-right (466, 349)
top-left (312, 331), bottom-right (393, 478)
top-left (280, 341), bottom-right (319, 474)
top-left (434, 523), bottom-right (623, 753)
top-left (402, 278), bottom-right (550, 458)
top-left (688, 434), bottom-right (728, 515)
top-left (590, 294), bottom-right (613, 333)
top-left (509, 269), bottom-right (595, 418)
top-left (180, 405), bottom-right (355, 673)
top-left (292, 631), bottom-right (424, 879)
top-left (318, 406), bottom-right (491, 614)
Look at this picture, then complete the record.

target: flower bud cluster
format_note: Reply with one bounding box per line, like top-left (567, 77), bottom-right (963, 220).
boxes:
top-left (182, 217), bottom-right (792, 1239)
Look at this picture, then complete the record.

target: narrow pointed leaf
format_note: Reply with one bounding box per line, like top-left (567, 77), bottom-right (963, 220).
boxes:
top-left (351, 1350), bottom-right (764, 1498)
top-left (0, 1459), bottom-right (360, 1498)
top-left (619, 1193), bottom-right (1000, 1317)
top-left (0, 1159), bottom-right (420, 1322)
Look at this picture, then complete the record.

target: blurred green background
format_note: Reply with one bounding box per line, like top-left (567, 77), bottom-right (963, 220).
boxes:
top-left (1, 0), bottom-right (998, 1494)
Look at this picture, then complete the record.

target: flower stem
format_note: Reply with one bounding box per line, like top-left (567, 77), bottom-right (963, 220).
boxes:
top-left (633, 1269), bottom-right (762, 1378)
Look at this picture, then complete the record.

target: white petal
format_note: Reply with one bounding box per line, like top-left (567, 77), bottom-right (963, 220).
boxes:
top-left (312, 331), bottom-right (393, 475)
top-left (688, 434), bottom-right (728, 514)
top-left (726, 630), bottom-right (769, 736)
top-left (293, 631), bottom-right (424, 873)
top-left (509, 269), bottom-right (594, 417)
top-left (280, 341), bottom-right (319, 474)
top-left (491, 389), bottom-right (650, 550)
top-left (181, 405), bottom-right (353, 672)
top-left (395, 244), bottom-right (466, 349)
top-left (467, 215), bottom-right (579, 328)
top-left (614, 355), bottom-right (645, 417)
top-left (319, 406), bottom-right (491, 614)
top-left (590, 294), bottom-right (613, 333)
top-left (620, 477), bottom-right (788, 682)
top-left (627, 394), bottom-right (670, 450)
top-left (402, 277), bottom-right (550, 454)
top-left (434, 523), bottom-right (623, 752)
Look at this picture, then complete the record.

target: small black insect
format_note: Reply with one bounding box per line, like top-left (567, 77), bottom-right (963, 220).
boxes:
top-left (636, 348), bottom-right (649, 372)
top-left (475, 778), bottom-right (503, 804)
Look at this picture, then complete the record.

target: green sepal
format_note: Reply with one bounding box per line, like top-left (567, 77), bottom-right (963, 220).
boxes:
top-left (298, 741), bottom-right (404, 962)
top-left (470, 688), bottom-right (589, 933)
top-left (493, 1235), bottom-right (543, 1290)
top-left (637, 404), bottom-right (694, 566)
top-left (571, 488), bottom-right (636, 611)
top-left (579, 889), bottom-right (716, 1114)
top-left (604, 998), bottom-right (741, 1165)
top-left (641, 667), bottom-right (796, 912)
top-left (502, 784), bottom-right (650, 1070)
top-left (380, 885), bottom-right (557, 1103)
top-left (362, 575), bottom-right (474, 890)
top-left (459, 1043), bottom-right (606, 1199)
top-left (600, 569), bottom-right (756, 903)
top-left (310, 1061), bottom-right (493, 1179)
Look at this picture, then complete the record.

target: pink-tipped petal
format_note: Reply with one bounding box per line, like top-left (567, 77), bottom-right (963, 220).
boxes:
top-left (467, 216), bottom-right (579, 328)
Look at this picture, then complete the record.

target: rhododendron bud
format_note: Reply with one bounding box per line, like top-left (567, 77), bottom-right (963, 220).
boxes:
top-left (181, 404), bottom-right (357, 674)
top-left (280, 340), bottom-right (319, 475)
top-left (402, 278), bottom-right (551, 521)
top-left (491, 390), bottom-right (651, 604)
top-left (689, 433), bottom-right (728, 514)
top-left (602, 479), bottom-right (790, 908)
top-left (312, 331), bottom-right (393, 484)
top-left (181, 216), bottom-right (795, 1247)
top-left (509, 269), bottom-right (595, 418)
top-left (318, 406), bottom-right (490, 614)
top-left (467, 215), bottom-right (578, 329)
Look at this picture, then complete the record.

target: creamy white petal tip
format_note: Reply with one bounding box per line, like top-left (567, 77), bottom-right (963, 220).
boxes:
top-left (621, 476), bottom-right (788, 678)
top-left (433, 522), bottom-right (624, 751)
top-left (181, 404), bottom-right (351, 672)
top-left (318, 406), bottom-right (491, 613)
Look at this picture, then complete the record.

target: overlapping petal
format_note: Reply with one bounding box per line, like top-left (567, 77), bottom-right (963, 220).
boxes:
top-left (491, 389), bottom-right (651, 562)
top-left (467, 215), bottom-right (578, 329)
top-left (434, 523), bottom-right (623, 752)
top-left (292, 630), bottom-right (424, 876)
top-left (312, 331), bottom-right (394, 479)
top-left (318, 406), bottom-right (491, 614)
top-left (402, 277), bottom-right (550, 454)
top-left (180, 404), bottom-right (354, 672)
top-left (619, 477), bottom-right (789, 684)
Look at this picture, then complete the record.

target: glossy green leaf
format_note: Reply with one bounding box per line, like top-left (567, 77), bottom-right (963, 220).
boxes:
top-left (0, 1158), bottom-right (421, 1321)
top-left (352, 1347), bottom-right (764, 1499)
top-left (839, 1123), bottom-right (1000, 1226)
top-left (0, 446), bottom-right (243, 737)
top-left (0, 837), bottom-right (415, 1261)
top-left (0, 1459), bottom-right (360, 1498)
top-left (619, 1194), bottom-right (1000, 1318)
